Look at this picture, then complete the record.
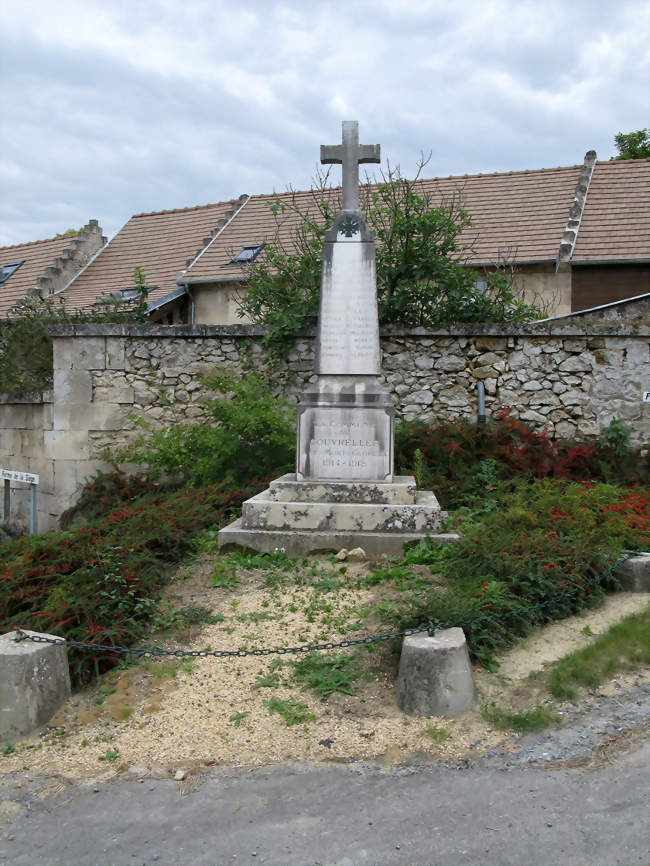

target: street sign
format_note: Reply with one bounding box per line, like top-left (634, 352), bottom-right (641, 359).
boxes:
top-left (1, 469), bottom-right (39, 485)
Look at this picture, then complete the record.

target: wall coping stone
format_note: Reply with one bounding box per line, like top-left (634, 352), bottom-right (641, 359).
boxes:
top-left (0, 390), bottom-right (53, 405)
top-left (46, 322), bottom-right (650, 339)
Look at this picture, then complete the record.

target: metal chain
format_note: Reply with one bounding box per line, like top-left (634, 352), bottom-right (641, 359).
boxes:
top-left (12, 552), bottom-right (632, 660)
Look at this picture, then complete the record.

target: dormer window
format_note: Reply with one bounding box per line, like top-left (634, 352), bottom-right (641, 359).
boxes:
top-left (0, 261), bottom-right (23, 285)
top-left (229, 243), bottom-right (264, 265)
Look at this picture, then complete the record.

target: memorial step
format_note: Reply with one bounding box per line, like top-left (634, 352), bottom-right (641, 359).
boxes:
top-left (268, 473), bottom-right (417, 505)
top-left (241, 490), bottom-right (447, 533)
top-left (218, 520), bottom-right (460, 559)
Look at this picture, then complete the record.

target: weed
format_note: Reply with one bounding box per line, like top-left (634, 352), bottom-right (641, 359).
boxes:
top-left (154, 604), bottom-right (223, 631)
top-left (180, 658), bottom-right (197, 674)
top-left (144, 661), bottom-right (178, 679)
top-left (229, 711), bottom-right (250, 727)
top-left (265, 696), bottom-right (315, 727)
top-left (424, 724), bottom-right (452, 744)
top-left (94, 685), bottom-right (117, 706)
top-left (120, 708), bottom-right (133, 721)
top-left (80, 738), bottom-right (89, 748)
top-left (481, 701), bottom-right (559, 732)
top-left (211, 563), bottom-right (240, 591)
top-left (582, 624), bottom-right (593, 637)
top-left (252, 659), bottom-right (285, 690)
top-left (292, 652), bottom-right (359, 698)
top-left (227, 548), bottom-right (294, 571)
top-left (2, 743), bottom-right (15, 756)
top-left (98, 747), bottom-right (120, 763)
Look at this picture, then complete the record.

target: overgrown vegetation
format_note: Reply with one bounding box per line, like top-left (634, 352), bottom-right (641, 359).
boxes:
top-left (237, 163), bottom-right (543, 351)
top-left (0, 475), bottom-right (263, 687)
top-left (0, 267), bottom-right (150, 393)
top-left (374, 477), bottom-right (647, 668)
top-left (395, 410), bottom-right (648, 510)
top-left (1, 375), bottom-right (647, 692)
top-left (121, 368), bottom-right (295, 487)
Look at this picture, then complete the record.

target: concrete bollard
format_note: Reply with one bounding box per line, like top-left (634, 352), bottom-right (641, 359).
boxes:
top-left (0, 630), bottom-right (71, 740)
top-left (616, 553), bottom-right (650, 592)
top-left (397, 627), bottom-right (476, 717)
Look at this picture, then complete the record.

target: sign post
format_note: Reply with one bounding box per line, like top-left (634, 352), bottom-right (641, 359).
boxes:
top-left (1, 469), bottom-right (39, 534)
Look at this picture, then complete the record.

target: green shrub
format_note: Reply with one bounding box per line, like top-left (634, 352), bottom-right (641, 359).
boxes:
top-left (122, 369), bottom-right (295, 486)
top-left (376, 479), bottom-right (649, 668)
top-left (396, 412), bottom-right (648, 509)
top-left (0, 480), bottom-right (260, 686)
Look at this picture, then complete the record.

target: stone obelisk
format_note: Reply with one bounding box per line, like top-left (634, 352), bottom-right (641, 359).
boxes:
top-left (296, 121), bottom-right (394, 482)
top-left (218, 121), bottom-right (448, 558)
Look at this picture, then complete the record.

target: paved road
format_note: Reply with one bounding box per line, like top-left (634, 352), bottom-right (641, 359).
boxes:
top-left (1, 738), bottom-right (648, 866)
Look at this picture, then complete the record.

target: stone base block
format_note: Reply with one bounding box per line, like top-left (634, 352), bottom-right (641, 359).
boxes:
top-left (616, 552), bottom-right (650, 591)
top-left (268, 474), bottom-right (417, 505)
top-left (218, 519), bottom-right (460, 559)
top-left (242, 490), bottom-right (446, 533)
top-left (397, 628), bottom-right (476, 717)
top-left (0, 630), bottom-right (71, 739)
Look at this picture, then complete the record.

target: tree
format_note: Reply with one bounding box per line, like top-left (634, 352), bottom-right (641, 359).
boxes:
top-left (613, 128), bottom-right (650, 160)
top-left (236, 159), bottom-right (542, 350)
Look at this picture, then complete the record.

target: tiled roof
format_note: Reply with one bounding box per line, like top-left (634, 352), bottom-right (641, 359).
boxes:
top-left (572, 159), bottom-right (650, 262)
top-left (0, 235), bottom-right (78, 317)
top-left (59, 200), bottom-right (244, 311)
top-left (184, 164), bottom-right (584, 283)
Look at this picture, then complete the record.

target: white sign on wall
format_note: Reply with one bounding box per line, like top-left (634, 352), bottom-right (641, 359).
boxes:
top-left (643, 392), bottom-right (650, 403)
top-left (1, 469), bottom-right (39, 485)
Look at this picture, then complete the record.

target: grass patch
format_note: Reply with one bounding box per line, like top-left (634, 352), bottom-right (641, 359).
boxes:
top-left (265, 696), bottom-right (315, 727)
top-left (548, 605), bottom-right (650, 699)
top-left (98, 747), bottom-right (120, 763)
top-left (425, 724), bottom-right (452, 744)
top-left (481, 701), bottom-right (560, 733)
top-left (292, 652), bottom-right (360, 698)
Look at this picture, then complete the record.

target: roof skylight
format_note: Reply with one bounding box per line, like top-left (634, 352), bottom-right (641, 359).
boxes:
top-left (230, 243), bottom-right (264, 264)
top-left (0, 261), bottom-right (24, 285)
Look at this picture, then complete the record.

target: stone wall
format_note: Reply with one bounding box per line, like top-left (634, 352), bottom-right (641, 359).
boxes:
top-left (1, 299), bottom-right (649, 530)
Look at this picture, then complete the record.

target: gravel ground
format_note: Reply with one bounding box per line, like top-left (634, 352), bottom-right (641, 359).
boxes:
top-left (1, 553), bottom-right (648, 785)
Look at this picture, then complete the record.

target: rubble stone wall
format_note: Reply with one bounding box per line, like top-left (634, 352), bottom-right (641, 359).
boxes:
top-left (1, 301), bottom-right (648, 529)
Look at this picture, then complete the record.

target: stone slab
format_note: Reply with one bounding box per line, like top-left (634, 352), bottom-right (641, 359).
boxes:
top-left (397, 628), bottom-right (476, 717)
top-left (218, 518), bottom-right (460, 559)
top-left (316, 239), bottom-right (381, 375)
top-left (616, 552), bottom-right (650, 592)
top-left (297, 400), bottom-right (393, 482)
top-left (268, 473), bottom-right (417, 504)
top-left (0, 630), bottom-right (71, 739)
top-left (241, 490), bottom-right (447, 533)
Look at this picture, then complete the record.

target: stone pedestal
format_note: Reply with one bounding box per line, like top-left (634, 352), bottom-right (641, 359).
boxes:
top-left (0, 630), bottom-right (71, 739)
top-left (397, 628), bottom-right (476, 717)
top-left (218, 473), bottom-right (455, 558)
top-left (616, 552), bottom-right (650, 591)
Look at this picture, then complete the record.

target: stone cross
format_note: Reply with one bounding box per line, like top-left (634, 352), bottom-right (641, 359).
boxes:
top-left (320, 121), bottom-right (380, 213)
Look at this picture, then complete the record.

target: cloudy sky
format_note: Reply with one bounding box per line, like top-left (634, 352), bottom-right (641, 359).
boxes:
top-left (1, 0), bottom-right (648, 246)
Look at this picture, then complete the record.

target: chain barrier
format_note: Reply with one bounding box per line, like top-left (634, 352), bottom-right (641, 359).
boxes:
top-left (12, 552), bottom-right (633, 661)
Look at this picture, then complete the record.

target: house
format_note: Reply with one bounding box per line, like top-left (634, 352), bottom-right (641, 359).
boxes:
top-left (178, 153), bottom-right (650, 323)
top-left (0, 221), bottom-right (106, 318)
top-left (56, 198), bottom-right (248, 324)
top-left (56, 154), bottom-right (649, 324)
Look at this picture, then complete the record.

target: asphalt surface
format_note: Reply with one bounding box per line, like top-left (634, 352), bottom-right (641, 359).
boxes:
top-left (1, 734), bottom-right (648, 866)
top-left (2, 677), bottom-right (649, 866)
